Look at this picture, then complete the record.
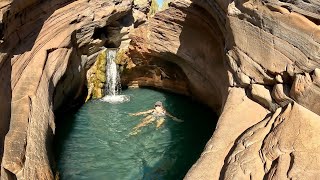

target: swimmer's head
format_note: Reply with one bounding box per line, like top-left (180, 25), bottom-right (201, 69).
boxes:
top-left (154, 101), bottom-right (163, 108)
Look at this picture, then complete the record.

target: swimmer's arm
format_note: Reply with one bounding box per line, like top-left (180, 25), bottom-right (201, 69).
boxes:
top-left (129, 109), bottom-right (153, 116)
top-left (166, 112), bottom-right (184, 122)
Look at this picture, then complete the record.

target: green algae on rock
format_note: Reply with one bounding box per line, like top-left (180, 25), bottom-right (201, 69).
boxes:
top-left (86, 48), bottom-right (133, 101)
top-left (86, 50), bottom-right (107, 101)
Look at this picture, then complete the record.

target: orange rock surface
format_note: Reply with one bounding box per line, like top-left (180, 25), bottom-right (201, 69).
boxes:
top-left (0, 0), bottom-right (319, 179)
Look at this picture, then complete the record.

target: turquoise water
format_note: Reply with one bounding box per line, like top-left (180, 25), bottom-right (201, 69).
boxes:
top-left (55, 88), bottom-right (217, 180)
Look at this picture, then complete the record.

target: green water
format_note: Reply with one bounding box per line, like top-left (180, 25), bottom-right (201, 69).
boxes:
top-left (55, 88), bottom-right (217, 180)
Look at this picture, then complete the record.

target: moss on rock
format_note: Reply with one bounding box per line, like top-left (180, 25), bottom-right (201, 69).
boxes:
top-left (86, 50), bottom-right (107, 101)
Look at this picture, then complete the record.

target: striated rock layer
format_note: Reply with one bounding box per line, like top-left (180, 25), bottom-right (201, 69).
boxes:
top-left (0, 0), bottom-right (319, 179)
top-left (0, 0), bottom-right (134, 179)
top-left (127, 0), bottom-right (229, 110)
top-left (127, 0), bottom-right (320, 179)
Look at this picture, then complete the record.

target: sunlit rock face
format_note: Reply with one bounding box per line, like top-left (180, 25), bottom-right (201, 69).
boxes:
top-left (127, 0), bottom-right (320, 179)
top-left (0, 0), bottom-right (319, 179)
top-left (0, 0), bottom-right (134, 179)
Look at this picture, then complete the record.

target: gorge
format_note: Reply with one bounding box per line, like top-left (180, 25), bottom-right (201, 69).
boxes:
top-left (0, 0), bottom-right (320, 179)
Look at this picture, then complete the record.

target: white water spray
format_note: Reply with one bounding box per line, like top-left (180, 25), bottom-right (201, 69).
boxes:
top-left (101, 49), bottom-right (130, 103)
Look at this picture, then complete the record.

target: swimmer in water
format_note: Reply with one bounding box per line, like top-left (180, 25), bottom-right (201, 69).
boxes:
top-left (129, 101), bottom-right (183, 135)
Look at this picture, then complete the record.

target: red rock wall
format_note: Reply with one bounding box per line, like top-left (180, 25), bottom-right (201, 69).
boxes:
top-left (0, 0), bottom-right (132, 179)
top-left (0, 0), bottom-right (319, 179)
top-left (127, 0), bottom-right (320, 179)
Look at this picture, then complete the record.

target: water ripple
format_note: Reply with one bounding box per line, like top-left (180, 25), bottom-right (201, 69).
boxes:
top-left (55, 88), bottom-right (216, 180)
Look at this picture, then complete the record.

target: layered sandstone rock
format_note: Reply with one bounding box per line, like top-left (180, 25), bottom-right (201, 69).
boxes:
top-left (127, 0), bottom-right (229, 110)
top-left (0, 0), bottom-right (133, 179)
top-left (0, 0), bottom-right (319, 179)
top-left (126, 0), bottom-right (320, 179)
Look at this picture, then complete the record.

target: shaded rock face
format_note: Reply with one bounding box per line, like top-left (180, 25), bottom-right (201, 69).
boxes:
top-left (0, 0), bottom-right (319, 180)
top-left (127, 1), bottom-right (229, 110)
top-left (121, 58), bottom-right (190, 95)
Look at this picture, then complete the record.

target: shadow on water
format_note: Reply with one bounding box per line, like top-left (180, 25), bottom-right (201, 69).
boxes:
top-left (137, 2), bottom-right (226, 178)
top-left (54, 88), bottom-right (218, 180)
top-left (54, 105), bottom-right (82, 167)
top-left (141, 89), bottom-right (218, 179)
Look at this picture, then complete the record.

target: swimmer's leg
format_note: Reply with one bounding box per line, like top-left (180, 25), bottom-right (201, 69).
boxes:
top-left (130, 115), bottom-right (155, 135)
top-left (134, 115), bottom-right (154, 129)
top-left (156, 117), bottom-right (165, 129)
top-left (129, 129), bottom-right (141, 136)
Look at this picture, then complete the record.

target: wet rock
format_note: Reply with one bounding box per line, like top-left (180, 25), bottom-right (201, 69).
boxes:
top-left (86, 50), bottom-right (107, 101)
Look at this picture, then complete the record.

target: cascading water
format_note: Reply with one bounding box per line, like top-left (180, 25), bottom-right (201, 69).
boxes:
top-left (105, 49), bottom-right (120, 96)
top-left (101, 49), bottom-right (130, 103)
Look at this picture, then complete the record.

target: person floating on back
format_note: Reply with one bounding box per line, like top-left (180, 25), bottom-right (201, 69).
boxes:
top-left (129, 101), bottom-right (183, 135)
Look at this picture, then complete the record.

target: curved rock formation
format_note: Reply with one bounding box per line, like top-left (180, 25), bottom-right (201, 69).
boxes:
top-left (0, 0), bottom-right (133, 178)
top-left (127, 0), bottom-right (229, 110)
top-left (0, 0), bottom-right (319, 179)
top-left (126, 0), bottom-right (320, 179)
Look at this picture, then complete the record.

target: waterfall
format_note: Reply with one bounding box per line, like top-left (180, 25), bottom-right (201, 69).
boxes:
top-left (101, 49), bottom-right (130, 103)
top-left (105, 49), bottom-right (120, 96)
